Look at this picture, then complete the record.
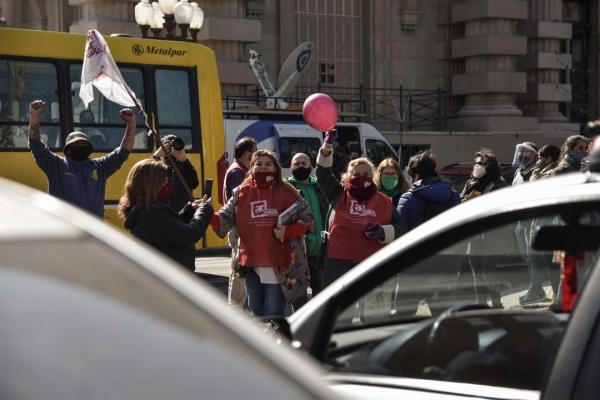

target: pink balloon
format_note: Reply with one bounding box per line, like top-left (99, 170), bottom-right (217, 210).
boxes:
top-left (302, 93), bottom-right (338, 132)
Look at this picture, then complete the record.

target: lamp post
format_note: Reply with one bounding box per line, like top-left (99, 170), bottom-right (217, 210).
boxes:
top-left (189, 2), bottom-right (204, 42)
top-left (135, 0), bottom-right (203, 42)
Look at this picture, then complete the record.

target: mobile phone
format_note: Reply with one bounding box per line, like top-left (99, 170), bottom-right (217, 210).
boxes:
top-left (203, 179), bottom-right (213, 197)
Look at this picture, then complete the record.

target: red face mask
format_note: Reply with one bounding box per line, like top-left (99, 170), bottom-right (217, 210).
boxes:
top-left (345, 176), bottom-right (376, 201)
top-left (157, 182), bottom-right (173, 202)
top-left (253, 171), bottom-right (276, 187)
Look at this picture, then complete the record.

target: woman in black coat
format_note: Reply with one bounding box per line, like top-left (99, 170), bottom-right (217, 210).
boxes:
top-left (118, 159), bottom-right (213, 273)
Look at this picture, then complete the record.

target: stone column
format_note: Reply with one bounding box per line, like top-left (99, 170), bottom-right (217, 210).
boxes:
top-left (517, 0), bottom-right (572, 123)
top-left (448, 0), bottom-right (538, 132)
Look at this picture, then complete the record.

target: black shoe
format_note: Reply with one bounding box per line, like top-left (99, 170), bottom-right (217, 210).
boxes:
top-left (519, 288), bottom-right (549, 304)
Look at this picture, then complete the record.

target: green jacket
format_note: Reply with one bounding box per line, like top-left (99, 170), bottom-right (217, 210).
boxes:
top-left (286, 174), bottom-right (327, 257)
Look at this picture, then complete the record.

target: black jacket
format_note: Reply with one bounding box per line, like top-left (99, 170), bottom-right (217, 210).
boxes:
top-left (168, 158), bottom-right (200, 211)
top-left (124, 201), bottom-right (213, 272)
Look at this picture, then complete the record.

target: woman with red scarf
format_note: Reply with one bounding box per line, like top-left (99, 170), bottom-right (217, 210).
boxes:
top-left (118, 159), bottom-right (213, 273)
top-left (211, 150), bottom-right (313, 317)
top-left (317, 131), bottom-right (406, 286)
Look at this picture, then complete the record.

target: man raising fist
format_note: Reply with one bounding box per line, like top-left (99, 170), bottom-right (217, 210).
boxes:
top-left (28, 100), bottom-right (136, 217)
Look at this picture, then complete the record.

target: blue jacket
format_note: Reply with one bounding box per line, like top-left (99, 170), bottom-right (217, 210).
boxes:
top-left (29, 137), bottom-right (130, 217)
top-left (397, 176), bottom-right (460, 230)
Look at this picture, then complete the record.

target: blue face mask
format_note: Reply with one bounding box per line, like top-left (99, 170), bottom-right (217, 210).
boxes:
top-left (572, 151), bottom-right (589, 162)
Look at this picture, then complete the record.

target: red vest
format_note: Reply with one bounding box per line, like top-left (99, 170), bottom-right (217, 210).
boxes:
top-left (236, 182), bottom-right (298, 268)
top-left (328, 191), bottom-right (392, 262)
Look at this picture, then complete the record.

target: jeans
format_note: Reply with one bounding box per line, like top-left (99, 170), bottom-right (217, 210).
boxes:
top-left (292, 256), bottom-right (323, 310)
top-left (245, 269), bottom-right (287, 317)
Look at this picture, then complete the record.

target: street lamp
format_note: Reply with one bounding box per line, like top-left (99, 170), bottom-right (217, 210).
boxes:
top-left (150, 2), bottom-right (165, 38)
top-left (134, 0), bottom-right (153, 38)
top-left (189, 2), bottom-right (204, 42)
top-left (158, 0), bottom-right (178, 38)
top-left (135, 0), bottom-right (203, 41)
top-left (174, 0), bottom-right (193, 40)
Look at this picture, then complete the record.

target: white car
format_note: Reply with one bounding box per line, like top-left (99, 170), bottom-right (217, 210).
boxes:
top-left (287, 169), bottom-right (600, 400)
top-left (0, 178), bottom-right (338, 400)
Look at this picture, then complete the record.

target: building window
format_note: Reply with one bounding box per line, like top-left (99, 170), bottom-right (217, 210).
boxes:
top-left (319, 63), bottom-right (335, 84)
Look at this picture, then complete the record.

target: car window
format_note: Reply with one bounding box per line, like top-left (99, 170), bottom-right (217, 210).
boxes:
top-left (279, 137), bottom-right (321, 168)
top-left (365, 139), bottom-right (396, 166)
top-left (328, 209), bottom-right (600, 390)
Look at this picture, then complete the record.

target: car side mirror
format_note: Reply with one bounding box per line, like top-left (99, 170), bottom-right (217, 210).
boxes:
top-left (532, 225), bottom-right (600, 252)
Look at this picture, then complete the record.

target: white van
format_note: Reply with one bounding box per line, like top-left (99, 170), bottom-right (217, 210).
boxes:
top-left (224, 118), bottom-right (398, 176)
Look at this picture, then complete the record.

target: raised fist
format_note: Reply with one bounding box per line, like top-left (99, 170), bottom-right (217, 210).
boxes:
top-left (119, 109), bottom-right (136, 127)
top-left (29, 100), bottom-right (46, 119)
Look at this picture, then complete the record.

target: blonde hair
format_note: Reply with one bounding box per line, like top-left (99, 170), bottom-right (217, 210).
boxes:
top-left (374, 157), bottom-right (410, 193)
top-left (118, 159), bottom-right (168, 219)
top-left (341, 157), bottom-right (375, 184)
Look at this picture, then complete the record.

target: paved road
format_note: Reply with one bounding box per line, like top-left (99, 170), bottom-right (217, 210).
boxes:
top-left (195, 256), bottom-right (230, 277)
top-left (194, 256), bottom-right (230, 296)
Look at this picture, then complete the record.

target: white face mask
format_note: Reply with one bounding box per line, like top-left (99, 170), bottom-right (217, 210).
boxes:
top-left (473, 164), bottom-right (486, 179)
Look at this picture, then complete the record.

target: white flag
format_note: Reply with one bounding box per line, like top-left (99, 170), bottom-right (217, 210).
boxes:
top-left (79, 29), bottom-right (139, 109)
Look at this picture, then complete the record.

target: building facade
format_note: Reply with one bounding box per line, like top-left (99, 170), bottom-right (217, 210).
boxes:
top-left (1, 0), bottom-right (598, 165)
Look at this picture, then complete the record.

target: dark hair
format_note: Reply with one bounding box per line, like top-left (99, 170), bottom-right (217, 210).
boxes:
top-left (474, 148), bottom-right (500, 179)
top-left (538, 144), bottom-right (560, 162)
top-left (407, 150), bottom-right (437, 179)
top-left (234, 136), bottom-right (257, 159)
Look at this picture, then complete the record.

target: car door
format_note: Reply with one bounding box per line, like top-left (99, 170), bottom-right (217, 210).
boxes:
top-left (290, 176), bottom-right (600, 398)
top-left (542, 228), bottom-right (600, 400)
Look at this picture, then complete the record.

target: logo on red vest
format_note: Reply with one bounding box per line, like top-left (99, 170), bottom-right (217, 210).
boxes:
top-left (251, 200), bottom-right (278, 218)
top-left (349, 200), bottom-right (376, 217)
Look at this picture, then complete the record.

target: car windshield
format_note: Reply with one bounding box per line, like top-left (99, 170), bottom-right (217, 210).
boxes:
top-left (335, 212), bottom-right (599, 330)
top-left (328, 209), bottom-right (600, 389)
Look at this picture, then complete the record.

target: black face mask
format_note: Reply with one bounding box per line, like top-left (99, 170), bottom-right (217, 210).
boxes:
top-left (292, 166), bottom-right (311, 181)
top-left (68, 146), bottom-right (92, 162)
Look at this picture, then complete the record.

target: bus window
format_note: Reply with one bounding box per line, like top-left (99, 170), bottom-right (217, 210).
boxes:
top-left (0, 59), bottom-right (61, 149)
top-left (69, 64), bottom-right (148, 151)
top-left (279, 137), bottom-right (321, 168)
top-left (155, 69), bottom-right (194, 151)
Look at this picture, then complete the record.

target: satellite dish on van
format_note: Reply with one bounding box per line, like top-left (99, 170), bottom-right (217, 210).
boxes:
top-left (247, 41), bottom-right (314, 110)
top-left (275, 41), bottom-right (314, 97)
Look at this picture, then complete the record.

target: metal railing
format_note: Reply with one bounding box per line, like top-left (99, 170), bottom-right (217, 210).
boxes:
top-left (223, 84), bottom-right (457, 133)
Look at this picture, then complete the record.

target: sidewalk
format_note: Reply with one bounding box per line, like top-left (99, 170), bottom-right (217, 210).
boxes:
top-left (195, 256), bottom-right (230, 296)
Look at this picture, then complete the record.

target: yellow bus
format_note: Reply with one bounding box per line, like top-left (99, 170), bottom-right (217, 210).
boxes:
top-left (0, 27), bottom-right (227, 249)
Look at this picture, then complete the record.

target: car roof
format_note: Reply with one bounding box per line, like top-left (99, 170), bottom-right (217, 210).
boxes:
top-left (0, 178), bottom-right (336, 400)
top-left (291, 172), bottom-right (600, 326)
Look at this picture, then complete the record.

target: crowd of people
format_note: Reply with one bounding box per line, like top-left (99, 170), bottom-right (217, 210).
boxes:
top-left (27, 99), bottom-right (598, 318)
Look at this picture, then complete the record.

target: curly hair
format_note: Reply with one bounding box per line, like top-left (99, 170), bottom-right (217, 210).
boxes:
top-left (341, 157), bottom-right (375, 184)
top-left (474, 148), bottom-right (501, 179)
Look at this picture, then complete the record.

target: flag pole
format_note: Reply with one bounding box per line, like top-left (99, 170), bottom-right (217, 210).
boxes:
top-left (126, 88), bottom-right (195, 202)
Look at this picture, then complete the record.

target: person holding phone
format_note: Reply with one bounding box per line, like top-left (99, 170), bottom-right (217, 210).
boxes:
top-left (118, 159), bottom-right (213, 274)
top-left (211, 150), bottom-right (313, 317)
top-left (153, 134), bottom-right (199, 211)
